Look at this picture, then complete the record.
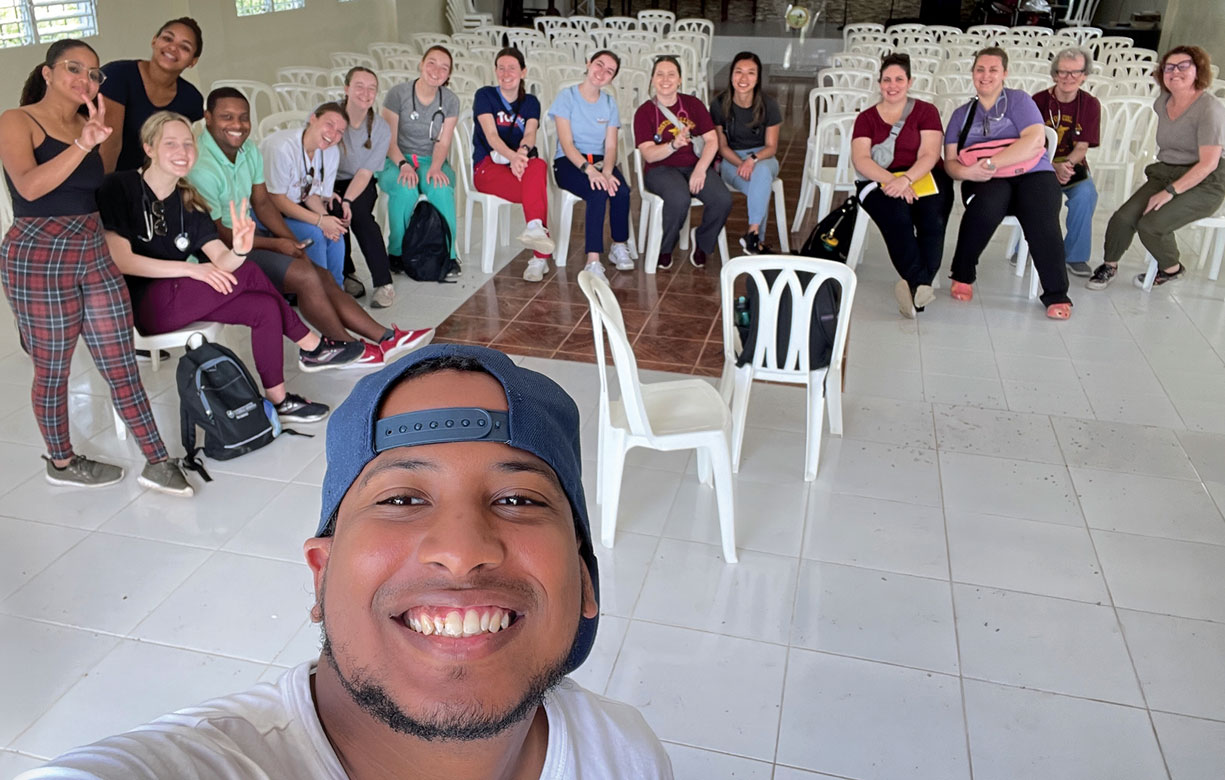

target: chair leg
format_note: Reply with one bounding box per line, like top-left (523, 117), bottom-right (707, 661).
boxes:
top-left (464, 197), bottom-right (476, 254)
top-left (804, 378), bottom-right (827, 482)
top-left (717, 228), bottom-right (729, 264)
top-left (113, 407), bottom-right (127, 441)
top-left (599, 432), bottom-right (628, 549)
top-left (1028, 256), bottom-right (1040, 300)
top-left (499, 203), bottom-right (510, 244)
top-left (678, 211), bottom-right (692, 250)
top-left (1141, 252), bottom-right (1159, 291)
top-left (824, 367), bottom-right (843, 436)
top-left (637, 197), bottom-right (651, 255)
top-left (482, 210), bottom-right (498, 274)
top-left (772, 179), bottom-right (790, 253)
top-left (626, 218), bottom-right (639, 260)
top-left (729, 365), bottom-right (753, 471)
top-left (709, 438), bottom-right (738, 563)
top-left (696, 446), bottom-right (713, 486)
top-left (717, 358), bottom-right (735, 404)
top-left (1210, 228), bottom-right (1224, 281)
top-left (791, 175), bottom-right (813, 233)
top-left (645, 204), bottom-right (664, 274)
top-left (555, 204), bottom-right (573, 266)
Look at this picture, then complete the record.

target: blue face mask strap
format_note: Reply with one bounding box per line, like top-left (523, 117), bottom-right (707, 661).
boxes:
top-left (374, 407), bottom-right (510, 451)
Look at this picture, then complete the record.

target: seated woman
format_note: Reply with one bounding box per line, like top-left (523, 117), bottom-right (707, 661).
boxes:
top-left (710, 51), bottom-right (783, 254)
top-left (550, 50), bottom-right (634, 278)
top-left (852, 53), bottom-right (954, 318)
top-left (260, 103), bottom-right (348, 286)
top-left (100, 17), bottom-right (203, 172)
top-left (377, 45), bottom-right (460, 275)
top-left (943, 47), bottom-right (1073, 319)
top-left (331, 67), bottom-right (395, 306)
top-left (99, 112), bottom-right (344, 424)
top-left (633, 55), bottom-right (731, 270)
top-left (1087, 45), bottom-right (1225, 290)
top-left (473, 47), bottom-right (555, 282)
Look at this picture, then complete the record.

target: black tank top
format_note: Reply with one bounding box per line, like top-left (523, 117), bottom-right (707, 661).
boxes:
top-left (5, 111), bottom-right (104, 218)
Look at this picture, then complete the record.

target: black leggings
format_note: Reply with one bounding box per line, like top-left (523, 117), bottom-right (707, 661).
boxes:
top-left (951, 171), bottom-right (1070, 306)
top-left (334, 177), bottom-right (391, 288)
top-left (859, 167), bottom-right (954, 291)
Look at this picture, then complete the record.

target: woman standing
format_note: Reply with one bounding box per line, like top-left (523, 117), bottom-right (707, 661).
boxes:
top-left (1087, 46), bottom-right (1225, 290)
top-left (99, 17), bottom-right (204, 172)
top-left (0, 40), bottom-right (193, 495)
top-left (633, 55), bottom-right (731, 271)
top-left (943, 47), bottom-right (1073, 319)
top-left (332, 67), bottom-right (395, 307)
top-left (378, 46), bottom-right (461, 276)
top-left (260, 103), bottom-right (348, 286)
top-left (473, 47), bottom-right (555, 282)
top-left (852, 53), bottom-right (954, 318)
top-left (100, 112), bottom-right (345, 424)
top-left (550, 50), bottom-right (634, 279)
top-left (710, 51), bottom-right (783, 255)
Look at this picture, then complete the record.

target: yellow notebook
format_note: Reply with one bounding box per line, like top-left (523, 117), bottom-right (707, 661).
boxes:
top-left (894, 171), bottom-right (939, 198)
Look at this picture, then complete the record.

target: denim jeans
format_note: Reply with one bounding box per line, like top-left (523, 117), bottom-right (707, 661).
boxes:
top-left (719, 145), bottom-right (780, 228)
top-left (1062, 176), bottom-right (1098, 265)
top-left (283, 217), bottom-right (345, 286)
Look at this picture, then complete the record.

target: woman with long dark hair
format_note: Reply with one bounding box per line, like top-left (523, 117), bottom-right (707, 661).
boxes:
top-left (0, 40), bottom-right (193, 495)
top-left (99, 17), bottom-right (204, 172)
top-left (710, 51), bottom-right (783, 254)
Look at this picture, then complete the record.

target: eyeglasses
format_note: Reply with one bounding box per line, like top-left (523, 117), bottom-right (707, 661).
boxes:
top-left (149, 199), bottom-right (167, 237)
top-left (1162, 60), bottom-right (1195, 74)
top-left (56, 60), bottom-right (106, 86)
top-left (1055, 69), bottom-right (1085, 78)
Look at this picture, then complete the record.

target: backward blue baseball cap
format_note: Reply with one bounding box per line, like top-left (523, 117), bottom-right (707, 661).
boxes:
top-left (317, 344), bottom-right (598, 673)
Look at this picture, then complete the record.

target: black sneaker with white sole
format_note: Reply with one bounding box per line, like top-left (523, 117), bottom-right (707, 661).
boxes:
top-left (275, 393), bottom-right (330, 423)
top-left (1134, 264), bottom-right (1184, 289)
top-left (1085, 263), bottom-right (1116, 290)
top-left (298, 338), bottom-right (365, 372)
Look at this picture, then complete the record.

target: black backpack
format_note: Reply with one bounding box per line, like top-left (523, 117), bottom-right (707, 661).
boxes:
top-left (403, 196), bottom-right (459, 283)
top-left (736, 195), bottom-right (861, 369)
top-left (177, 335), bottom-right (283, 481)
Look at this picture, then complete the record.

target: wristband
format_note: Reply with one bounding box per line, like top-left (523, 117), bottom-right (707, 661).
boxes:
top-left (73, 138), bottom-right (90, 152)
top-left (749, 152), bottom-right (758, 160)
top-left (1164, 184), bottom-right (1178, 196)
top-left (232, 249), bottom-right (249, 257)
top-left (397, 159), bottom-right (408, 168)
top-left (342, 198), bottom-right (353, 205)
top-left (316, 214), bottom-right (323, 227)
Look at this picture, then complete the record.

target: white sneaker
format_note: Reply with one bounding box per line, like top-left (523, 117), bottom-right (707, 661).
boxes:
top-left (584, 261), bottom-right (608, 281)
top-left (371, 284), bottom-right (395, 309)
top-left (609, 242), bottom-right (634, 271)
top-left (518, 222), bottom-right (555, 254)
top-left (523, 257), bottom-right (548, 282)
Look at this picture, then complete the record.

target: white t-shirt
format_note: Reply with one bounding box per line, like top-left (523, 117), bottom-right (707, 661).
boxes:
top-left (16, 661), bottom-right (673, 780)
top-left (260, 127), bottom-right (340, 204)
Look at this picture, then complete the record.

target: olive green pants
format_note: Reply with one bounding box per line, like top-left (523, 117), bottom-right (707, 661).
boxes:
top-left (1104, 161), bottom-right (1225, 270)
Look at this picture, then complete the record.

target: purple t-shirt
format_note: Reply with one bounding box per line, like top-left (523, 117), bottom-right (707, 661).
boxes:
top-left (944, 88), bottom-right (1054, 174)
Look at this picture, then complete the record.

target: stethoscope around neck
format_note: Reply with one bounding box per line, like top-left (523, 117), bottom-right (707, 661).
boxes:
top-left (409, 79), bottom-right (446, 143)
top-left (139, 176), bottom-right (189, 252)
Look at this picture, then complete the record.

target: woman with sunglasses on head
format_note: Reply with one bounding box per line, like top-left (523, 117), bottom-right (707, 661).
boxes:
top-left (943, 46), bottom-right (1073, 319)
top-left (1086, 46), bottom-right (1224, 291)
top-left (329, 67), bottom-right (395, 307)
top-left (473, 47), bottom-right (555, 283)
top-left (0, 41), bottom-right (193, 496)
top-left (549, 49), bottom-right (634, 279)
top-left (852, 53), bottom-right (953, 318)
top-left (634, 55), bottom-right (731, 271)
top-left (99, 112), bottom-right (345, 426)
top-left (377, 45), bottom-right (461, 276)
top-left (260, 103), bottom-right (349, 287)
top-left (710, 51), bottom-right (783, 255)
top-left (99, 17), bottom-right (204, 173)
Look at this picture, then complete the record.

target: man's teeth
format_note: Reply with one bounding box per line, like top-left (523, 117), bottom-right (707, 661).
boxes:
top-left (406, 608), bottom-right (513, 637)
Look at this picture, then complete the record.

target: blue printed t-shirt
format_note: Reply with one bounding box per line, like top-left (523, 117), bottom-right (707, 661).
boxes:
top-left (472, 86), bottom-right (541, 165)
top-left (944, 88), bottom-right (1054, 174)
top-left (187, 130), bottom-right (265, 228)
top-left (547, 85), bottom-right (620, 158)
top-left (100, 60), bottom-right (204, 172)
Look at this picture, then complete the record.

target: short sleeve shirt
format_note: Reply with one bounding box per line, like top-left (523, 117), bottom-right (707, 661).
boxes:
top-left (260, 127), bottom-right (340, 203)
top-left (945, 88), bottom-right (1055, 174)
top-left (633, 94), bottom-right (715, 171)
top-left (336, 113), bottom-right (392, 180)
top-left (383, 81), bottom-right (460, 159)
top-left (1030, 88), bottom-right (1101, 167)
top-left (186, 130), bottom-right (266, 227)
top-left (472, 86), bottom-right (542, 165)
top-left (100, 60), bottom-right (204, 172)
top-left (708, 93), bottom-right (783, 150)
top-left (852, 99), bottom-right (944, 171)
top-left (1154, 91), bottom-right (1225, 166)
top-left (548, 85), bottom-right (620, 158)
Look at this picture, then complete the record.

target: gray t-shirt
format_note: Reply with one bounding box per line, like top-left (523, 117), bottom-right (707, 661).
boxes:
top-left (708, 93), bottom-right (783, 150)
top-left (337, 113), bottom-right (392, 180)
top-left (1154, 91), bottom-right (1225, 166)
top-left (383, 80), bottom-right (460, 159)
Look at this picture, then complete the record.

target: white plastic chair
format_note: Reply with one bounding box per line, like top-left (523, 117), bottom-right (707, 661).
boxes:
top-left (539, 120), bottom-right (581, 267)
top-left (368, 42), bottom-right (414, 67)
top-left (275, 66), bottom-right (329, 86)
top-left (1010, 25), bottom-right (1054, 37)
top-left (791, 113), bottom-right (857, 233)
top-left (273, 83), bottom-right (333, 113)
top-left (1002, 126), bottom-right (1060, 299)
top-left (817, 68), bottom-right (875, 92)
top-left (925, 25), bottom-right (963, 42)
top-left (330, 52), bottom-right (377, 70)
top-left (831, 52), bottom-right (878, 71)
top-left (454, 111), bottom-right (512, 274)
top-left (1092, 77), bottom-right (1158, 99)
top-left (602, 15), bottom-right (637, 32)
top-left (1061, 0), bottom-right (1102, 26)
top-left (636, 9), bottom-right (674, 36)
top-left (1092, 36), bottom-right (1135, 62)
top-left (255, 110), bottom-right (304, 142)
top-left (718, 255), bottom-right (857, 483)
top-left (578, 270), bottom-right (737, 562)
top-left (1090, 96), bottom-right (1158, 205)
top-left (534, 15), bottom-right (570, 38)
top-left (631, 149), bottom-right (729, 274)
top-left (209, 80), bottom-right (278, 135)
top-left (113, 323), bottom-right (223, 441)
top-left (842, 22), bottom-right (884, 47)
top-left (1061, 26), bottom-right (1102, 45)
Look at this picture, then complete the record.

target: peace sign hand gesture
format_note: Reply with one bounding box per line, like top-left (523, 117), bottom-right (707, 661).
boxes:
top-left (77, 95), bottom-right (112, 151)
top-left (229, 198), bottom-right (255, 257)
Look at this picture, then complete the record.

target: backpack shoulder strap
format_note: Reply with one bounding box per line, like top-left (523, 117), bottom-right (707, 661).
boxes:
top-left (957, 97), bottom-right (979, 151)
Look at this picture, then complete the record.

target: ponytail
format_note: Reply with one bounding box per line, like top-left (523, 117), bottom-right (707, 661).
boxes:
top-left (20, 66), bottom-right (45, 107)
top-left (364, 107), bottom-right (374, 149)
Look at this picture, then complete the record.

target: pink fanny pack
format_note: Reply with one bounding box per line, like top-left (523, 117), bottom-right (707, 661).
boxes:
top-left (957, 138), bottom-right (1045, 177)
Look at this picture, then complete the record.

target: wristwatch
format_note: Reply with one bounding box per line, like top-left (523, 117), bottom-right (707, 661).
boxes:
top-left (580, 161), bottom-right (590, 173)
top-left (749, 152), bottom-right (758, 160)
top-left (341, 198), bottom-right (353, 205)
top-left (397, 159), bottom-right (408, 168)
top-left (1165, 184), bottom-right (1178, 196)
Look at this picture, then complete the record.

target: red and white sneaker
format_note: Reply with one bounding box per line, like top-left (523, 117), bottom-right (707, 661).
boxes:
top-left (344, 341), bottom-right (384, 369)
top-left (380, 326), bottom-right (434, 360)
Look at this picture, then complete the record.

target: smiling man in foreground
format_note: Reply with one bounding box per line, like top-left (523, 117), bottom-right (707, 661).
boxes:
top-left (20, 345), bottom-right (672, 780)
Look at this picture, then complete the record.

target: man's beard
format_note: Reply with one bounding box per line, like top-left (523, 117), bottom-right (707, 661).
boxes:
top-left (317, 602), bottom-right (575, 742)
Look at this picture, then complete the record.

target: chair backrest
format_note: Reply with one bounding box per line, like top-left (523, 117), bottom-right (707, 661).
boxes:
top-left (550, 33), bottom-right (596, 63)
top-left (330, 51), bottom-right (377, 70)
top-left (636, 9), bottom-right (674, 36)
top-left (1105, 47), bottom-right (1158, 66)
top-left (832, 52), bottom-right (878, 71)
top-left (893, 31), bottom-right (936, 49)
top-left (609, 29), bottom-right (659, 46)
top-left (602, 15), bottom-right (637, 32)
top-left (368, 41), bottom-right (414, 65)
top-left (450, 32), bottom-right (486, 49)
top-left (257, 110), bottom-right (305, 142)
top-left (209, 79), bottom-right (279, 131)
top-left (606, 38), bottom-right (654, 71)
top-left (847, 30), bottom-right (890, 48)
top-left (452, 109), bottom-right (482, 203)
top-left (1060, 25), bottom-right (1102, 45)
top-left (718, 255), bottom-right (858, 379)
top-left (1009, 58), bottom-right (1050, 75)
top-left (1090, 77), bottom-right (1158, 99)
top-left (577, 270), bottom-right (654, 437)
top-left (674, 17), bottom-right (714, 39)
top-left (1104, 61), bottom-right (1157, 80)
top-left (1062, 0), bottom-right (1102, 25)
top-left (1010, 25), bottom-right (1054, 37)
top-left (941, 43), bottom-right (980, 62)
top-left (1092, 36), bottom-right (1134, 60)
top-left (817, 68), bottom-right (875, 92)
top-left (276, 66), bottom-right (330, 86)
top-left (967, 24), bottom-right (1009, 40)
top-left (273, 83), bottom-right (337, 112)
top-left (1043, 125), bottom-right (1058, 161)
top-left (846, 42), bottom-right (891, 60)
top-left (1008, 74), bottom-right (1051, 94)
top-left (569, 14), bottom-right (602, 32)
top-left (901, 54), bottom-right (941, 74)
top-left (807, 112), bottom-right (857, 185)
top-left (505, 28), bottom-right (548, 51)
top-left (534, 15), bottom-right (569, 37)
top-left (0, 161), bottom-right (13, 235)
top-left (909, 72), bottom-right (935, 93)
top-left (447, 72), bottom-right (482, 101)
top-left (806, 87), bottom-right (872, 136)
top-left (925, 25), bottom-right (963, 42)
top-left (842, 22), bottom-right (884, 46)
top-left (478, 24), bottom-right (517, 46)
top-left (935, 72), bottom-right (974, 97)
top-left (1093, 96), bottom-right (1158, 166)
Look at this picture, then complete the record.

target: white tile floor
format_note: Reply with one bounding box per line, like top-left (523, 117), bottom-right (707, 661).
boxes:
top-left (2, 210), bottom-right (1225, 779)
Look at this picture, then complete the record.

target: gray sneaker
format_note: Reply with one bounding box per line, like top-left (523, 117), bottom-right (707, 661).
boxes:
top-left (43, 454), bottom-right (124, 488)
top-left (299, 338), bottom-right (365, 372)
top-left (138, 459), bottom-right (194, 497)
top-left (1068, 262), bottom-right (1093, 277)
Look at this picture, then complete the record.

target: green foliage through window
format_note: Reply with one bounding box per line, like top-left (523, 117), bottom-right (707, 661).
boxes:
top-left (0, 1), bottom-right (98, 48)
top-left (235, 0), bottom-right (306, 17)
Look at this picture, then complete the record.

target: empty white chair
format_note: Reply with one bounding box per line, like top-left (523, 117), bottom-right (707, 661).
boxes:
top-left (1010, 25), bottom-right (1054, 37)
top-left (792, 113), bottom-right (857, 232)
top-left (818, 67), bottom-right (875, 92)
top-left (967, 24), bottom-right (1009, 40)
top-left (842, 22), bottom-right (884, 47)
top-left (631, 149), bottom-right (728, 274)
top-left (368, 42), bottom-right (414, 67)
top-left (578, 269), bottom-right (737, 562)
top-left (209, 79), bottom-right (278, 135)
top-left (330, 51), bottom-right (377, 70)
top-left (832, 52), bottom-right (878, 71)
top-left (273, 83), bottom-right (333, 113)
top-left (636, 9), bottom-right (675, 36)
top-left (454, 111), bottom-right (512, 274)
top-left (1009, 74), bottom-right (1051, 94)
top-left (925, 25), bottom-right (963, 42)
top-left (256, 110), bottom-right (304, 141)
top-left (602, 15), bottom-right (637, 32)
top-left (1090, 77), bottom-right (1158, 99)
top-left (1060, 0), bottom-right (1102, 26)
top-left (1061, 26), bottom-right (1103, 45)
top-left (505, 28), bottom-right (548, 52)
top-left (1092, 36), bottom-right (1135, 61)
top-left (534, 15), bottom-right (570, 37)
top-left (1090, 96), bottom-right (1158, 204)
top-left (275, 66), bottom-right (329, 86)
top-left (718, 255), bottom-right (857, 482)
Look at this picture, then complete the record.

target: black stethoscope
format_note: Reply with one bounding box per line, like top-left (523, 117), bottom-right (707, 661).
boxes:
top-left (299, 129), bottom-right (323, 202)
top-left (139, 178), bottom-right (189, 252)
top-left (409, 79), bottom-right (446, 143)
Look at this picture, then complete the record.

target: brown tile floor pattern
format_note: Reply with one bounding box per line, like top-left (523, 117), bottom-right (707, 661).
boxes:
top-left (434, 111), bottom-right (822, 376)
